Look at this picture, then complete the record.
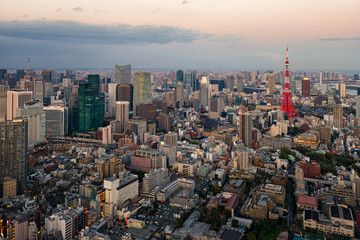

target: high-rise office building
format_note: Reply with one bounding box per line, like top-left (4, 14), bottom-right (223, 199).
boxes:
top-left (16, 99), bottom-right (45, 148)
top-left (6, 90), bottom-right (33, 120)
top-left (239, 113), bottom-right (252, 147)
top-left (159, 113), bottom-right (171, 132)
top-left (115, 101), bottom-right (129, 123)
top-left (184, 71), bottom-right (194, 90)
top-left (302, 77), bottom-right (310, 97)
top-left (268, 74), bottom-right (275, 95)
top-left (175, 70), bottom-right (184, 85)
top-left (328, 89), bottom-right (335, 108)
top-left (333, 105), bottom-right (343, 130)
top-left (117, 84), bottom-right (134, 113)
top-left (33, 79), bottom-right (44, 101)
top-left (0, 93), bottom-right (6, 119)
top-left (114, 64), bottom-right (131, 84)
top-left (200, 77), bottom-right (209, 107)
top-left (137, 104), bottom-right (157, 123)
top-left (225, 75), bottom-right (234, 92)
top-left (73, 74), bottom-right (104, 134)
top-left (133, 72), bottom-right (152, 116)
top-left (108, 83), bottom-right (119, 116)
top-left (44, 106), bottom-right (68, 137)
top-left (0, 119), bottom-right (28, 197)
top-left (356, 96), bottom-right (360, 118)
top-left (209, 96), bottom-right (223, 119)
top-left (340, 83), bottom-right (346, 97)
top-left (176, 81), bottom-right (184, 107)
top-left (236, 75), bottom-right (244, 93)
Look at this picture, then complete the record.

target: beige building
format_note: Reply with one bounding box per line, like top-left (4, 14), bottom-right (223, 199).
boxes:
top-left (254, 184), bottom-right (285, 204)
top-left (3, 178), bottom-right (17, 197)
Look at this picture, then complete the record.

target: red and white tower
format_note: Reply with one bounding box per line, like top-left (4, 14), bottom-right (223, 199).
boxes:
top-left (280, 47), bottom-right (300, 119)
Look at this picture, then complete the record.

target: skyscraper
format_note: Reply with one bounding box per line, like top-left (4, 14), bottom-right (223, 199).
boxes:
top-left (226, 75), bottom-right (234, 92)
top-left (175, 81), bottom-right (184, 107)
top-left (340, 82), bottom-right (346, 97)
top-left (114, 64), bottom-right (131, 84)
top-left (236, 75), bottom-right (244, 93)
top-left (44, 106), bottom-right (68, 137)
top-left (333, 105), bottom-right (343, 130)
top-left (6, 90), bottom-right (33, 120)
top-left (0, 119), bottom-right (28, 197)
top-left (33, 79), bottom-right (44, 101)
top-left (115, 101), bottom-right (129, 123)
top-left (356, 96), bottom-right (360, 118)
top-left (235, 149), bottom-right (249, 170)
top-left (117, 84), bottom-right (134, 113)
top-left (16, 99), bottom-right (45, 148)
top-left (108, 83), bottom-right (119, 116)
top-left (73, 74), bottom-right (104, 134)
top-left (175, 70), bottom-right (184, 85)
top-left (302, 77), bottom-right (310, 97)
top-left (133, 72), bottom-right (152, 116)
top-left (268, 74), bottom-right (275, 95)
top-left (209, 96), bottom-right (223, 119)
top-left (200, 77), bottom-right (209, 107)
top-left (239, 113), bottom-right (252, 147)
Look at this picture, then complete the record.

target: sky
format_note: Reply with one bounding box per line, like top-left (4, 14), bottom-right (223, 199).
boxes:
top-left (0, 0), bottom-right (360, 71)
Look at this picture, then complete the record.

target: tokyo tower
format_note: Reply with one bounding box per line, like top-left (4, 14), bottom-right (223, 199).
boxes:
top-left (280, 47), bottom-right (300, 119)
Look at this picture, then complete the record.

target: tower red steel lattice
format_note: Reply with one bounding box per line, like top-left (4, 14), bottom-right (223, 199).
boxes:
top-left (280, 47), bottom-right (300, 119)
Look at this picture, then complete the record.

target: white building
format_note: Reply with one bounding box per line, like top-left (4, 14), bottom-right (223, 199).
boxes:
top-left (45, 212), bottom-right (73, 240)
top-left (7, 90), bottom-right (33, 120)
top-left (43, 105), bottom-right (68, 137)
top-left (115, 101), bottom-right (129, 123)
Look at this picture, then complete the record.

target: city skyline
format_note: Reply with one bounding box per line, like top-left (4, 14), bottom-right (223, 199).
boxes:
top-left (0, 0), bottom-right (360, 71)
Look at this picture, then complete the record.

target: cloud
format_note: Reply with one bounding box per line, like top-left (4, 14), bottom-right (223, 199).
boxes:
top-left (319, 37), bottom-right (360, 41)
top-left (0, 20), bottom-right (242, 46)
top-left (256, 52), bottom-right (282, 61)
top-left (152, 8), bottom-right (160, 14)
top-left (56, 8), bottom-right (62, 12)
top-left (182, 0), bottom-right (188, 4)
top-left (72, 7), bottom-right (84, 12)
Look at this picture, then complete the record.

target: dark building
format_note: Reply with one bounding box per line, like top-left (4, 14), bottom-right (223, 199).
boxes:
top-left (0, 69), bottom-right (7, 80)
top-left (137, 104), bottom-right (157, 123)
top-left (302, 77), bottom-right (310, 97)
top-left (73, 74), bottom-right (104, 134)
top-left (176, 70), bottom-right (184, 84)
top-left (210, 79), bottom-right (225, 91)
top-left (159, 113), bottom-right (171, 131)
top-left (117, 84), bottom-right (134, 112)
top-left (16, 69), bottom-right (25, 82)
top-left (299, 161), bottom-right (321, 179)
top-left (0, 120), bottom-right (28, 197)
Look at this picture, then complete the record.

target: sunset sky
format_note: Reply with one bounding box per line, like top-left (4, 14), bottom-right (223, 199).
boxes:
top-left (1, 0), bottom-right (359, 71)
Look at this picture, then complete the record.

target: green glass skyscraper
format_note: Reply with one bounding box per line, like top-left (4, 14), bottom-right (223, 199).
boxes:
top-left (73, 74), bottom-right (104, 134)
top-left (133, 72), bottom-right (152, 116)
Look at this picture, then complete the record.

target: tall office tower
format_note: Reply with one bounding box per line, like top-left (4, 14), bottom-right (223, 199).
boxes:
top-left (7, 90), bottom-right (33, 120)
top-left (356, 96), bottom-right (360, 118)
top-left (340, 80), bottom-right (346, 97)
top-left (225, 75), bottom-right (234, 91)
top-left (235, 149), bottom-right (249, 170)
top-left (115, 101), bottom-right (129, 123)
top-left (73, 74), bottom-right (104, 134)
top-left (16, 99), bottom-right (45, 148)
top-left (165, 132), bottom-right (178, 146)
top-left (41, 69), bottom-right (54, 83)
top-left (108, 83), bottom-right (119, 116)
top-left (165, 91), bottom-right (175, 107)
top-left (251, 70), bottom-right (256, 82)
top-left (65, 69), bottom-right (76, 80)
top-left (133, 72), bottom-right (152, 116)
top-left (319, 71), bottom-right (323, 85)
top-left (236, 75), bottom-right (244, 93)
top-left (44, 106), bottom-right (68, 137)
top-left (280, 47), bottom-right (300, 119)
top-left (333, 105), bottom-right (343, 130)
top-left (244, 71), bottom-right (251, 83)
top-left (209, 96), bottom-right (223, 119)
top-left (0, 93), bottom-right (6, 120)
top-left (302, 77), bottom-right (310, 97)
top-left (175, 70), bottom-right (184, 85)
top-left (319, 126), bottom-right (331, 145)
top-left (16, 69), bottom-right (25, 82)
top-left (159, 113), bottom-right (171, 131)
top-left (176, 81), bottom-right (184, 107)
top-left (268, 74), bottom-right (275, 95)
top-left (114, 64), bottom-right (131, 84)
top-left (239, 113), bottom-right (252, 147)
top-left (117, 84), bottom-right (134, 113)
top-left (200, 77), bottom-right (209, 107)
top-left (0, 69), bottom-right (7, 80)
top-left (0, 119), bottom-right (28, 197)
top-left (33, 79), bottom-right (44, 101)
top-left (328, 89), bottom-right (335, 108)
top-left (142, 168), bottom-right (169, 194)
top-left (184, 71), bottom-right (193, 90)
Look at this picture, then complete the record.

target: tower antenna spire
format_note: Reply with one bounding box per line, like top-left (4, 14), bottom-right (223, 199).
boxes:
top-left (27, 51), bottom-right (31, 70)
top-left (280, 46), bottom-right (300, 119)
